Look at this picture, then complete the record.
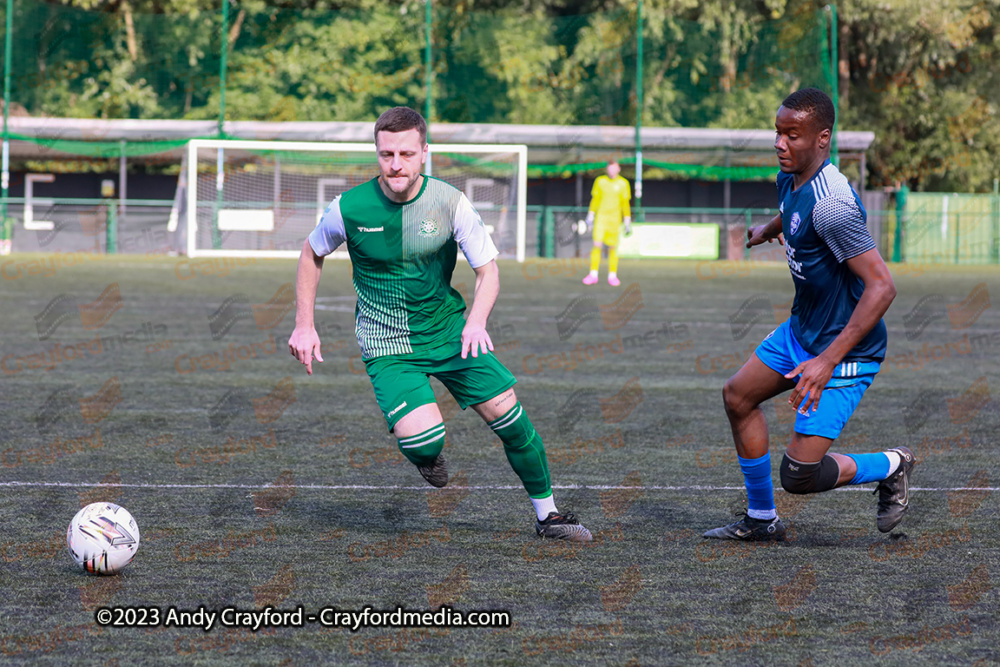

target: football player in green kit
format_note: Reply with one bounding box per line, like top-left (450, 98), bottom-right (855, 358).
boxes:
top-left (289, 107), bottom-right (591, 542)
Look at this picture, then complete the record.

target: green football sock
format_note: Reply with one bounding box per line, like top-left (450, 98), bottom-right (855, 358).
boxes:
top-left (488, 402), bottom-right (552, 498)
top-left (396, 424), bottom-right (446, 466)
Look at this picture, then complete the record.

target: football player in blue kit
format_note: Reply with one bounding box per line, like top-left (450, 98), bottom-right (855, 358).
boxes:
top-left (704, 88), bottom-right (914, 541)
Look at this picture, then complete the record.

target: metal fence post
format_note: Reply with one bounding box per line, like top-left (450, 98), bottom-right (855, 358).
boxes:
top-left (106, 200), bottom-right (118, 254)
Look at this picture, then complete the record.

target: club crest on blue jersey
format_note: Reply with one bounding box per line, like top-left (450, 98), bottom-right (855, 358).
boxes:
top-left (790, 212), bottom-right (801, 235)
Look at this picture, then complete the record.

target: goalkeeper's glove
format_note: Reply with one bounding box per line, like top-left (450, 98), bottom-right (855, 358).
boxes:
top-left (623, 216), bottom-right (632, 237)
top-left (583, 211), bottom-right (595, 233)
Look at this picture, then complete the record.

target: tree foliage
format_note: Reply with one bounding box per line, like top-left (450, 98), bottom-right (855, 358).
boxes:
top-left (5, 0), bottom-right (1000, 191)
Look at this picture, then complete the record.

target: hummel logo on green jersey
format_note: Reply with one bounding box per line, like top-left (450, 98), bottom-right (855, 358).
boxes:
top-left (357, 226), bottom-right (384, 232)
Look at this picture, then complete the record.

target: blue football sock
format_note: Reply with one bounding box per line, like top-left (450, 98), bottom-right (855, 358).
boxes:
top-left (845, 452), bottom-right (891, 485)
top-left (739, 453), bottom-right (776, 520)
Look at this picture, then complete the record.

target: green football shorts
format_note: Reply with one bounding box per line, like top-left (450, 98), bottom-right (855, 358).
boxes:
top-left (365, 344), bottom-right (518, 431)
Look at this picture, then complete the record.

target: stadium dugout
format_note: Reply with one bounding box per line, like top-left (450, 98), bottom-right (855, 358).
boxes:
top-left (1, 117), bottom-right (875, 258)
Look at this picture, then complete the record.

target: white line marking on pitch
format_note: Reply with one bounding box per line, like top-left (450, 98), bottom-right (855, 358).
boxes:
top-left (0, 481), bottom-right (995, 492)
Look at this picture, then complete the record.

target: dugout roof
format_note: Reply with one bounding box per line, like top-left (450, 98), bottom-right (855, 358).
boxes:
top-left (7, 117), bottom-right (875, 181)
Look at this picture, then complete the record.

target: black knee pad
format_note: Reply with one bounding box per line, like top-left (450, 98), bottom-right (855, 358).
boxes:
top-left (780, 454), bottom-right (840, 494)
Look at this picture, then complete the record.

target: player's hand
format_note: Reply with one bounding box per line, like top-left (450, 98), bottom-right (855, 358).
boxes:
top-left (623, 216), bottom-right (632, 237)
top-left (784, 356), bottom-right (836, 416)
top-left (288, 326), bottom-right (324, 375)
top-left (461, 322), bottom-right (494, 359)
top-left (746, 224), bottom-right (784, 248)
top-left (583, 211), bottom-right (595, 233)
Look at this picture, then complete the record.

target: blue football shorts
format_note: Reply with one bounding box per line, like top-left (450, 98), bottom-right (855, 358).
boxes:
top-left (755, 319), bottom-right (880, 440)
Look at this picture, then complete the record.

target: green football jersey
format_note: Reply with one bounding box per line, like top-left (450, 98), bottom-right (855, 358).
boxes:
top-left (308, 175), bottom-right (499, 360)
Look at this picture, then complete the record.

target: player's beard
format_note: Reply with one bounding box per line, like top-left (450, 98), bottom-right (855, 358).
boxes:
top-left (381, 171), bottom-right (421, 196)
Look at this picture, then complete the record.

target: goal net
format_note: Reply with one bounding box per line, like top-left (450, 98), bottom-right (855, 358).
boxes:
top-left (185, 139), bottom-right (528, 261)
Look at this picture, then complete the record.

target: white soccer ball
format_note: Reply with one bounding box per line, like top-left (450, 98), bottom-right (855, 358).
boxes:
top-left (67, 502), bottom-right (140, 575)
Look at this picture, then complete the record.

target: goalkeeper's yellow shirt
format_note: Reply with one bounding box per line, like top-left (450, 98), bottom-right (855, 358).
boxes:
top-left (589, 175), bottom-right (631, 224)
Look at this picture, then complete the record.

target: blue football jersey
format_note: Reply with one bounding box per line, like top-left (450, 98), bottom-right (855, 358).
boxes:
top-left (777, 160), bottom-right (887, 363)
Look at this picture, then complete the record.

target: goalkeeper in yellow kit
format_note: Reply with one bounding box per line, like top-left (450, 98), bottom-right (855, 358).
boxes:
top-left (582, 160), bottom-right (632, 286)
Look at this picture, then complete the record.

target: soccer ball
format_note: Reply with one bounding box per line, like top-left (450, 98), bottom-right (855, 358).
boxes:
top-left (67, 502), bottom-right (141, 575)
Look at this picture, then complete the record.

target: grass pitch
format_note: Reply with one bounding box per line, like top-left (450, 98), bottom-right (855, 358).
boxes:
top-left (1, 253), bottom-right (998, 665)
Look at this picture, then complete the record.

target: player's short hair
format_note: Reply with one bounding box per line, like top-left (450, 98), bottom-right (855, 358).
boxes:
top-left (374, 107), bottom-right (427, 146)
top-left (781, 87), bottom-right (836, 133)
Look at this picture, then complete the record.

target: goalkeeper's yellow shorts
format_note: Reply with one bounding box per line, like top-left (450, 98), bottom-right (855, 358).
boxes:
top-left (592, 215), bottom-right (622, 246)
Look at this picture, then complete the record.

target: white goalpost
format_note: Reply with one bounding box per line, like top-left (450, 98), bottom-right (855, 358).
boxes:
top-left (185, 139), bottom-right (528, 261)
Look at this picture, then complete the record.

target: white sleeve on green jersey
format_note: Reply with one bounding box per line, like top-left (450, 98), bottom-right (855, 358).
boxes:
top-left (453, 193), bottom-right (499, 268)
top-left (307, 197), bottom-right (346, 257)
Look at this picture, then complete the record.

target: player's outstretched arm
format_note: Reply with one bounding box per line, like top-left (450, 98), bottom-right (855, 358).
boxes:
top-left (461, 259), bottom-right (499, 359)
top-left (786, 248), bottom-right (896, 414)
top-left (746, 213), bottom-right (784, 248)
top-left (288, 238), bottom-right (325, 375)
